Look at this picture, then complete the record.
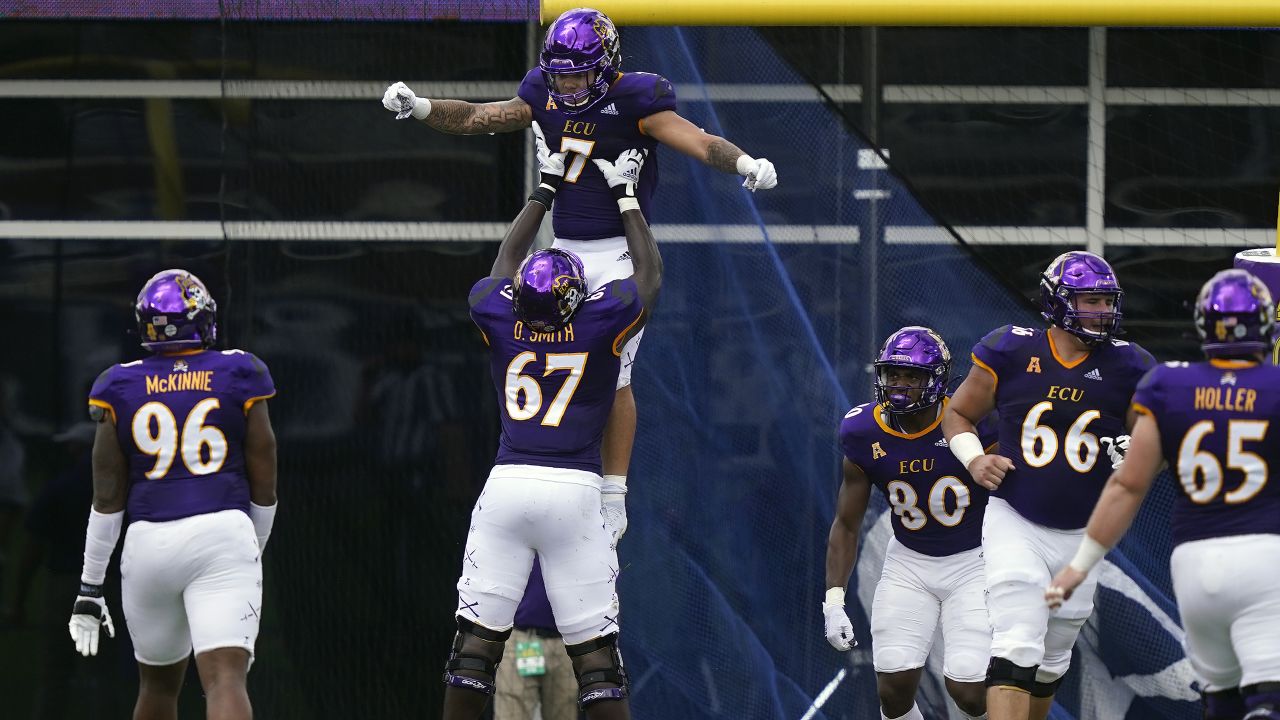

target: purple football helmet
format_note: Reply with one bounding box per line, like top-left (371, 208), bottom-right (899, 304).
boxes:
top-left (1039, 251), bottom-right (1124, 345)
top-left (539, 7), bottom-right (620, 114)
top-left (513, 249), bottom-right (587, 332)
top-left (874, 326), bottom-right (952, 415)
top-left (1194, 268), bottom-right (1276, 359)
top-left (135, 269), bottom-right (217, 352)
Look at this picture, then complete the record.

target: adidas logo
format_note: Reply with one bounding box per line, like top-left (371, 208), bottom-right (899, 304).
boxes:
top-left (600, 103), bottom-right (620, 115)
top-left (616, 250), bottom-right (632, 262)
top-left (1084, 368), bottom-right (1103, 381)
top-left (934, 438), bottom-right (949, 448)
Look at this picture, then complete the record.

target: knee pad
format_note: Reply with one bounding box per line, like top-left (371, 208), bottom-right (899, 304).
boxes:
top-left (1031, 676), bottom-right (1064, 698)
top-left (1203, 687), bottom-right (1245, 720)
top-left (985, 656), bottom-right (1037, 693)
top-left (1243, 682), bottom-right (1280, 719)
top-left (567, 633), bottom-right (629, 709)
top-left (442, 617), bottom-right (511, 696)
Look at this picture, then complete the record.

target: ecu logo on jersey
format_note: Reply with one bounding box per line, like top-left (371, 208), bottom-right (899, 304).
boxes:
top-left (1026, 356), bottom-right (1042, 374)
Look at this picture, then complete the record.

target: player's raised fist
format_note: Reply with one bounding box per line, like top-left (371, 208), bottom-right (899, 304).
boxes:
top-left (736, 156), bottom-right (778, 192)
top-left (382, 81), bottom-right (430, 120)
top-left (968, 454), bottom-right (1015, 491)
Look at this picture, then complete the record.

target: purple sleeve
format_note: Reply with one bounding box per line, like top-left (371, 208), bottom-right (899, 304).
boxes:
top-left (971, 325), bottom-right (1016, 381)
top-left (603, 278), bottom-right (644, 340)
top-left (1132, 365), bottom-right (1163, 418)
top-left (469, 278), bottom-right (510, 345)
top-left (235, 352), bottom-right (276, 410)
top-left (636, 73), bottom-right (677, 115)
top-left (837, 404), bottom-right (873, 468)
top-left (88, 365), bottom-right (119, 422)
top-left (517, 67), bottom-right (543, 108)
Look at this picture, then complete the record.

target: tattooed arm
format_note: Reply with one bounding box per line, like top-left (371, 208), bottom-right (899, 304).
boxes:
top-left (421, 97), bottom-right (533, 135)
top-left (638, 110), bottom-right (746, 172)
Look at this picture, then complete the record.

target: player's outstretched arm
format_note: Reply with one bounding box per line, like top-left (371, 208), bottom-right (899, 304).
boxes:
top-left (245, 400), bottom-right (278, 551)
top-left (943, 364), bottom-right (1013, 491)
top-left (1047, 412), bottom-right (1163, 608)
top-left (593, 149), bottom-right (662, 310)
top-left (822, 459), bottom-right (870, 651)
top-left (491, 123), bottom-right (567, 279)
top-left (640, 110), bottom-right (777, 191)
top-left (381, 82), bottom-right (532, 135)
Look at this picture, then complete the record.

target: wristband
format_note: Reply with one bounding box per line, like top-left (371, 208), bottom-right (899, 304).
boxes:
top-left (250, 501), bottom-right (278, 550)
top-left (602, 474), bottom-right (627, 495)
top-left (616, 197), bottom-right (640, 213)
top-left (949, 431), bottom-right (985, 469)
top-left (538, 172), bottom-right (564, 191)
top-left (824, 587), bottom-right (845, 607)
top-left (411, 96), bottom-right (432, 120)
top-left (735, 154), bottom-right (756, 177)
top-left (528, 184), bottom-right (557, 211)
top-left (1067, 534), bottom-right (1109, 573)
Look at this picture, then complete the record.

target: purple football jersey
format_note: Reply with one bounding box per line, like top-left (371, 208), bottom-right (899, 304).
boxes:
top-left (972, 325), bottom-right (1155, 530)
top-left (519, 68), bottom-right (677, 241)
top-left (469, 276), bottom-right (643, 474)
top-left (1134, 360), bottom-right (1280, 546)
top-left (839, 399), bottom-right (994, 556)
top-left (88, 349), bottom-right (276, 523)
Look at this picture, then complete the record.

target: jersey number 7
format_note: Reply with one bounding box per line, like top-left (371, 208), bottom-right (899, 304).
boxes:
top-left (505, 352), bottom-right (588, 427)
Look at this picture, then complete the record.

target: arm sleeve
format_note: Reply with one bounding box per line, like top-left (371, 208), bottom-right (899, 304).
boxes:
top-left (837, 411), bottom-right (866, 467)
top-left (236, 353), bottom-right (277, 413)
top-left (970, 325), bottom-right (1015, 385)
top-left (1131, 365), bottom-right (1162, 418)
top-left (640, 73), bottom-right (678, 115)
top-left (517, 67), bottom-right (544, 108)
top-left (87, 366), bottom-right (118, 424)
top-left (605, 279), bottom-right (645, 356)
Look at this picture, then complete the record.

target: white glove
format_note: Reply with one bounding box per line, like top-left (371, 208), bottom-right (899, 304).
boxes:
top-left (1100, 434), bottom-right (1131, 469)
top-left (68, 586), bottom-right (115, 657)
top-left (382, 81), bottom-right (430, 120)
top-left (593, 148), bottom-right (647, 191)
top-left (821, 588), bottom-right (857, 651)
top-left (532, 121), bottom-right (567, 181)
top-left (601, 491), bottom-right (627, 542)
top-left (736, 155), bottom-right (778, 192)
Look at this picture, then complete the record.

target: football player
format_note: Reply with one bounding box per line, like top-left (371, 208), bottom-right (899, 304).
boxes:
top-left (70, 270), bottom-right (278, 720)
top-left (942, 251), bottom-right (1155, 720)
top-left (382, 7), bottom-right (776, 529)
top-left (442, 140), bottom-right (661, 720)
top-left (1048, 269), bottom-right (1280, 720)
top-left (826, 326), bottom-right (991, 720)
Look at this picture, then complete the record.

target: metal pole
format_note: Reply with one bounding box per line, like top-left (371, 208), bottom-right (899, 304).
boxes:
top-left (862, 26), bottom-right (881, 377)
top-left (1086, 27), bottom-right (1106, 256)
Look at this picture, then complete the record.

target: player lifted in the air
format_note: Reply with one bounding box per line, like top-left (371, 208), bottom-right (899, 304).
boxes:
top-left (441, 138), bottom-right (661, 720)
top-left (69, 270), bottom-right (278, 720)
top-left (1048, 269), bottom-right (1280, 720)
top-left (942, 251), bottom-right (1155, 720)
top-left (382, 7), bottom-right (776, 532)
top-left (825, 326), bottom-right (991, 720)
